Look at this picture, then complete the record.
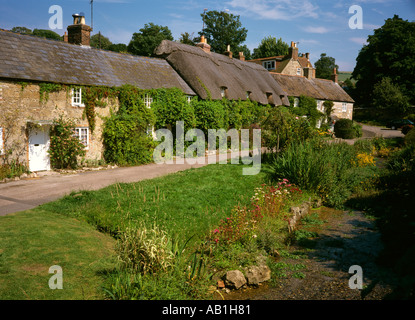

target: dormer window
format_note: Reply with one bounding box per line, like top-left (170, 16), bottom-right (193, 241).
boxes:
top-left (263, 60), bottom-right (276, 71)
top-left (71, 88), bottom-right (84, 107)
top-left (266, 92), bottom-right (273, 104)
top-left (220, 87), bottom-right (228, 98)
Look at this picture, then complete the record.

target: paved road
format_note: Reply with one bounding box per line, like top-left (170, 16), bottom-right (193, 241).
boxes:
top-left (360, 123), bottom-right (404, 139)
top-left (0, 151), bottom-right (254, 216)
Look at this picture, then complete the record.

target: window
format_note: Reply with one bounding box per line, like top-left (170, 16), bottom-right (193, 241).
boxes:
top-left (186, 95), bottom-right (193, 104)
top-left (342, 103), bottom-right (348, 112)
top-left (296, 68), bottom-right (302, 76)
top-left (246, 91), bottom-right (252, 100)
top-left (293, 98), bottom-right (299, 108)
top-left (266, 92), bottom-right (273, 104)
top-left (73, 127), bottom-right (89, 149)
top-left (0, 127), bottom-right (4, 155)
top-left (263, 60), bottom-right (276, 71)
top-left (220, 87), bottom-right (228, 98)
top-left (144, 94), bottom-right (153, 108)
top-left (317, 100), bottom-right (322, 111)
top-left (71, 88), bottom-right (84, 107)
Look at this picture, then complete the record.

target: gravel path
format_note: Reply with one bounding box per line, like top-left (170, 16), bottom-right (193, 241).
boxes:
top-left (225, 209), bottom-right (399, 300)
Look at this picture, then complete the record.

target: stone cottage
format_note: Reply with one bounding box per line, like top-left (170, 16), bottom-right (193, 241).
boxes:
top-left (0, 15), bottom-right (195, 172)
top-left (248, 41), bottom-right (315, 78)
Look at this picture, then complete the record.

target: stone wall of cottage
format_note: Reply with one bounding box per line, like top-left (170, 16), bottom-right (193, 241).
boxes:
top-left (0, 79), bottom-right (118, 167)
top-left (331, 101), bottom-right (353, 121)
top-left (281, 59), bottom-right (303, 76)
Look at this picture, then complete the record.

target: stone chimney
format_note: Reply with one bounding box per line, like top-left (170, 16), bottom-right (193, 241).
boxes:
top-left (331, 68), bottom-right (338, 83)
top-left (67, 13), bottom-right (92, 46)
top-left (63, 32), bottom-right (68, 43)
top-left (238, 52), bottom-right (245, 61)
top-left (289, 41), bottom-right (298, 60)
top-left (196, 35), bottom-right (211, 53)
top-left (225, 45), bottom-right (233, 59)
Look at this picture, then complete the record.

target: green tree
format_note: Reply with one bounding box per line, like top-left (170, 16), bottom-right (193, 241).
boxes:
top-left (11, 27), bottom-right (32, 35)
top-left (315, 53), bottom-right (338, 80)
top-left (128, 23), bottom-right (173, 56)
top-left (90, 33), bottom-right (112, 50)
top-left (352, 15), bottom-right (415, 107)
top-left (372, 77), bottom-right (409, 116)
top-left (179, 32), bottom-right (196, 46)
top-left (252, 36), bottom-right (289, 59)
top-left (198, 10), bottom-right (248, 53)
top-left (32, 29), bottom-right (62, 41)
top-left (235, 44), bottom-right (251, 60)
top-left (108, 43), bottom-right (128, 53)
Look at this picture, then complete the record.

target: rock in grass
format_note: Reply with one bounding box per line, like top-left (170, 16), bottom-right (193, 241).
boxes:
top-left (225, 270), bottom-right (246, 289)
top-left (245, 265), bottom-right (271, 286)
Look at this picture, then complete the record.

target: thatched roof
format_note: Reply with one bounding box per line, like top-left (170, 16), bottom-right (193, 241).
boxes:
top-left (155, 40), bottom-right (290, 106)
top-left (0, 30), bottom-right (195, 95)
top-left (271, 73), bottom-right (354, 103)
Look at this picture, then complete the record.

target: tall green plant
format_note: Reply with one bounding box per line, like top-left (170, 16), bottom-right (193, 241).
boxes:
top-left (49, 117), bottom-right (86, 169)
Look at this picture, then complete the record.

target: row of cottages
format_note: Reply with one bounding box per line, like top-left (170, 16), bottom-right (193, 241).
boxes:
top-left (0, 16), bottom-right (195, 172)
top-left (248, 41), bottom-right (354, 123)
top-left (0, 14), bottom-right (290, 172)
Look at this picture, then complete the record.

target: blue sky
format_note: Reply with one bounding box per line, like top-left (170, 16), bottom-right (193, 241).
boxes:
top-left (1, 0), bottom-right (414, 71)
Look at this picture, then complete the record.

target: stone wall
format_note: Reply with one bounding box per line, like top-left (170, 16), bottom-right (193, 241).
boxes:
top-left (331, 101), bottom-right (353, 121)
top-left (0, 80), bottom-right (118, 167)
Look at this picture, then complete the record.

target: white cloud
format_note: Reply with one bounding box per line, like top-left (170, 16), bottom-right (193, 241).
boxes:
top-left (225, 0), bottom-right (319, 21)
top-left (303, 26), bottom-right (330, 34)
top-left (349, 37), bottom-right (367, 45)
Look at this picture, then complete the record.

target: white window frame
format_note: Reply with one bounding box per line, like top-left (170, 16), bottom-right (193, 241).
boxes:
top-left (0, 127), bottom-right (4, 155)
top-left (317, 100), bottom-right (322, 111)
top-left (296, 68), bottom-right (302, 76)
top-left (220, 87), bottom-right (227, 98)
top-left (144, 94), bottom-right (153, 108)
top-left (293, 97), bottom-right (299, 108)
top-left (71, 88), bottom-right (84, 107)
top-left (342, 103), bottom-right (348, 112)
top-left (186, 95), bottom-right (193, 104)
top-left (263, 60), bottom-right (276, 71)
top-left (73, 127), bottom-right (89, 150)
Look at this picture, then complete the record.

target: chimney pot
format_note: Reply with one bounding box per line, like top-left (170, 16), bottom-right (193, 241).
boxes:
top-left (225, 45), bottom-right (233, 59)
top-left (239, 52), bottom-right (245, 61)
top-left (67, 13), bottom-right (92, 46)
top-left (196, 36), bottom-right (211, 53)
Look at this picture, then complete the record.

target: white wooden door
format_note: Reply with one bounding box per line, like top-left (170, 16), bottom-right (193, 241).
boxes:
top-left (29, 126), bottom-right (51, 172)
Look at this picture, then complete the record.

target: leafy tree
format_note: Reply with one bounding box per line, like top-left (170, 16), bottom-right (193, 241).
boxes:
top-left (32, 29), bottom-right (62, 41)
top-left (108, 43), bottom-right (128, 53)
top-left (90, 33), bottom-right (112, 50)
top-left (179, 32), bottom-right (196, 46)
top-left (198, 10), bottom-right (248, 53)
top-left (235, 44), bottom-right (252, 60)
top-left (372, 77), bottom-right (409, 116)
top-left (11, 27), bottom-right (32, 35)
top-left (352, 15), bottom-right (415, 107)
top-left (252, 36), bottom-right (289, 59)
top-left (128, 23), bottom-right (173, 56)
top-left (315, 53), bottom-right (338, 80)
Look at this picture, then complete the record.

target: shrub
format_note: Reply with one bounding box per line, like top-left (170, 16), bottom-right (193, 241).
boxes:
top-left (334, 119), bottom-right (356, 139)
top-left (404, 128), bottom-right (415, 146)
top-left (267, 138), bottom-right (368, 207)
top-left (48, 117), bottom-right (86, 169)
top-left (261, 107), bottom-right (317, 153)
top-left (116, 224), bottom-right (175, 275)
top-left (402, 124), bottom-right (414, 135)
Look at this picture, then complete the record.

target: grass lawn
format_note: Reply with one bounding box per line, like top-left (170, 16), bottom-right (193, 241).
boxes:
top-left (0, 163), bottom-right (267, 300)
top-left (0, 210), bottom-right (116, 300)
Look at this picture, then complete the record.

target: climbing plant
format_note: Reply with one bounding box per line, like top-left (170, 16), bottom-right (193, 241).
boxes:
top-left (49, 116), bottom-right (86, 169)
